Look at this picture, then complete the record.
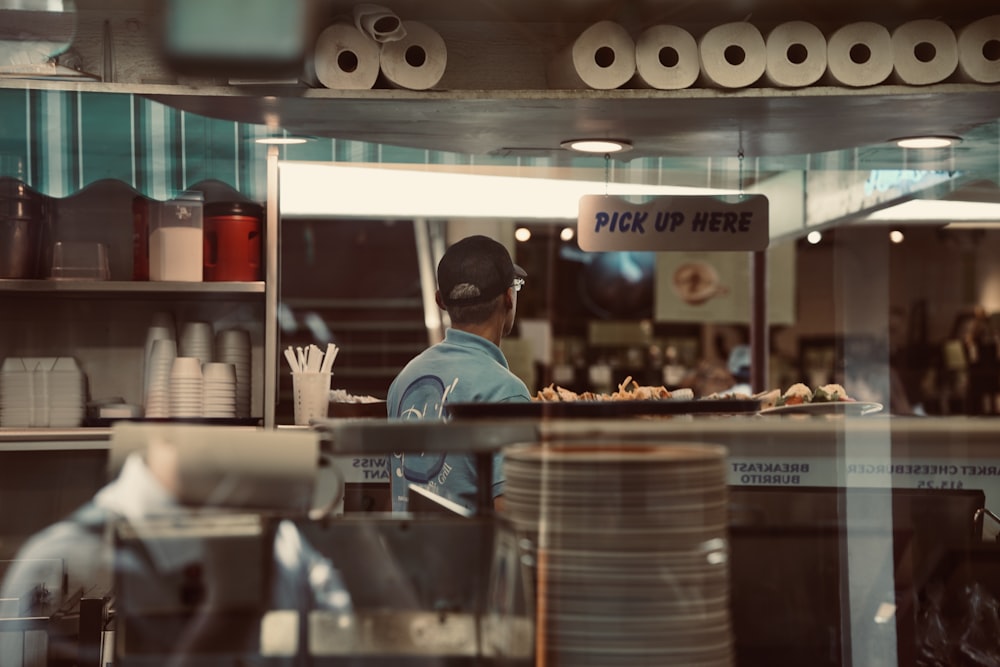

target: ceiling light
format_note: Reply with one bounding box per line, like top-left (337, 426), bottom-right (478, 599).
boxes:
top-left (255, 135), bottom-right (311, 145)
top-left (560, 139), bottom-right (633, 154)
top-left (806, 231), bottom-right (822, 244)
top-left (515, 227), bottom-right (532, 242)
top-left (560, 227), bottom-right (576, 242)
top-left (858, 200), bottom-right (1000, 222)
top-left (889, 230), bottom-right (904, 243)
top-left (279, 163), bottom-right (738, 220)
top-left (892, 135), bottom-right (961, 149)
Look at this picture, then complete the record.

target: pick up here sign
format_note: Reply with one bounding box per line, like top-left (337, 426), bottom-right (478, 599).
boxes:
top-left (577, 194), bottom-right (769, 252)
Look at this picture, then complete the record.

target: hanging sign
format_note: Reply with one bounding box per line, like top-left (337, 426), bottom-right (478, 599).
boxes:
top-left (577, 194), bottom-right (769, 252)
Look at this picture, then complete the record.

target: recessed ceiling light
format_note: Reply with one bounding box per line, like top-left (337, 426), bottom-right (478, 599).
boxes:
top-left (560, 139), bottom-right (633, 154)
top-left (255, 135), bottom-right (311, 145)
top-left (892, 135), bottom-right (961, 149)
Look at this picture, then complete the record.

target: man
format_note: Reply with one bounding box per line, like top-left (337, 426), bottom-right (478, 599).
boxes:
top-left (387, 235), bottom-right (531, 513)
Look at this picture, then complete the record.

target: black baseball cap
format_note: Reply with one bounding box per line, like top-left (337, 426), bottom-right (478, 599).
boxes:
top-left (437, 235), bottom-right (527, 307)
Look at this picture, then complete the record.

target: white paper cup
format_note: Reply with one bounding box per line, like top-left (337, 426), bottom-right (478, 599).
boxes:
top-left (293, 372), bottom-right (331, 425)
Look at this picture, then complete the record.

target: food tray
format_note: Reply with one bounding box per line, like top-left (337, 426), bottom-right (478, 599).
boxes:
top-left (445, 399), bottom-right (760, 420)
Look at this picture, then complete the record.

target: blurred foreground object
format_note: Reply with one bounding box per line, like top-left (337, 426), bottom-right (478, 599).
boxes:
top-left (161, 0), bottom-right (309, 77)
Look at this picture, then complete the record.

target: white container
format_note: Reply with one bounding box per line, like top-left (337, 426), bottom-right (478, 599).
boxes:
top-left (150, 192), bottom-right (204, 282)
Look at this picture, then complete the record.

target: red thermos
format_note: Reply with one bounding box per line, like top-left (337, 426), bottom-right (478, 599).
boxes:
top-left (203, 201), bottom-right (263, 282)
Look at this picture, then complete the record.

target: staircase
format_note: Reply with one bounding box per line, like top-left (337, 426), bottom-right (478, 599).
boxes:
top-left (276, 218), bottom-right (435, 422)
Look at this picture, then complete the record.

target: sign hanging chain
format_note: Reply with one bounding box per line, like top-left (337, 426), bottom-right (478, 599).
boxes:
top-left (738, 149), bottom-right (745, 195)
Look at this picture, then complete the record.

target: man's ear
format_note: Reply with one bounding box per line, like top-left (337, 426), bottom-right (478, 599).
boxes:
top-left (435, 291), bottom-right (446, 310)
top-left (503, 287), bottom-right (514, 310)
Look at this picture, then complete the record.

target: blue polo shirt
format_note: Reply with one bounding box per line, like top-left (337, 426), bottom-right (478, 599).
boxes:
top-left (386, 328), bottom-right (531, 512)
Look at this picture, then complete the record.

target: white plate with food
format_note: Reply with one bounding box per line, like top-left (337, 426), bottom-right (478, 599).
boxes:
top-left (759, 401), bottom-right (884, 416)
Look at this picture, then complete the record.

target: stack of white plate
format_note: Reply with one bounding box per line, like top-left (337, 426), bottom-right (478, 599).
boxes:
top-left (169, 357), bottom-right (203, 418)
top-left (503, 442), bottom-right (733, 667)
top-left (1, 358), bottom-right (34, 427)
top-left (216, 329), bottom-right (251, 418)
top-left (179, 321), bottom-right (214, 365)
top-left (144, 339), bottom-right (177, 418)
top-left (202, 362), bottom-right (237, 418)
top-left (44, 358), bottom-right (86, 427)
top-left (0, 357), bottom-right (85, 428)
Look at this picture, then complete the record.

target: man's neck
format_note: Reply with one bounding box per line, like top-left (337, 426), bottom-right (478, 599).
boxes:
top-left (453, 321), bottom-right (502, 347)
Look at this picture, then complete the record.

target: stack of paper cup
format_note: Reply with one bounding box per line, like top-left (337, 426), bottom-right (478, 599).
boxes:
top-left (180, 321), bottom-right (214, 365)
top-left (169, 357), bottom-right (203, 418)
top-left (217, 329), bottom-right (252, 418)
top-left (143, 312), bottom-right (176, 405)
top-left (145, 339), bottom-right (177, 418)
top-left (202, 362), bottom-right (237, 419)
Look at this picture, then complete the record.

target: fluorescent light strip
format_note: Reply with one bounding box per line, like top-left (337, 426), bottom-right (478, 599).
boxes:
top-left (856, 200), bottom-right (1000, 223)
top-left (279, 163), bottom-right (738, 220)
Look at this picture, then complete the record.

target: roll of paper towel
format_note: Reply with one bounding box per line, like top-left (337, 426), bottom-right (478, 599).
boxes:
top-left (353, 3), bottom-right (406, 43)
top-left (891, 19), bottom-right (958, 85)
top-left (379, 21), bottom-right (447, 90)
top-left (826, 22), bottom-right (893, 87)
top-left (633, 24), bottom-right (699, 89)
top-left (957, 15), bottom-right (1000, 83)
top-left (763, 21), bottom-right (827, 87)
top-left (547, 20), bottom-right (636, 90)
top-left (311, 22), bottom-right (380, 90)
top-left (698, 22), bottom-right (766, 88)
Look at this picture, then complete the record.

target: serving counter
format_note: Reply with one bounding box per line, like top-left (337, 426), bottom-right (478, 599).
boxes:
top-left (3, 416), bottom-right (1000, 667)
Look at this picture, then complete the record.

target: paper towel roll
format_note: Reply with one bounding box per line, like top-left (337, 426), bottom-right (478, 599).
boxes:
top-left (110, 422), bottom-right (332, 515)
top-left (957, 15), bottom-right (1000, 83)
top-left (311, 22), bottom-right (380, 90)
top-left (763, 21), bottom-right (827, 87)
top-left (632, 24), bottom-right (699, 89)
top-left (547, 20), bottom-right (636, 90)
top-left (891, 19), bottom-right (958, 85)
top-left (353, 3), bottom-right (406, 43)
top-left (698, 22), bottom-right (766, 88)
top-left (379, 20), bottom-right (447, 90)
top-left (826, 22), bottom-right (893, 87)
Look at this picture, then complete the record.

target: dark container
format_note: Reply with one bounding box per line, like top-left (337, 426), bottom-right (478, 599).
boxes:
top-left (203, 201), bottom-right (263, 282)
top-left (0, 179), bottom-right (49, 279)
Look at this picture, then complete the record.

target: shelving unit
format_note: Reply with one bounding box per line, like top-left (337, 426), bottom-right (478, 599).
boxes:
top-left (0, 279), bottom-right (265, 295)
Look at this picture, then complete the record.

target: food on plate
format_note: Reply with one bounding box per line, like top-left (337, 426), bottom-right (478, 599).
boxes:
top-left (773, 382), bottom-right (856, 407)
top-left (534, 376), bottom-right (674, 402)
top-left (780, 383), bottom-right (813, 406)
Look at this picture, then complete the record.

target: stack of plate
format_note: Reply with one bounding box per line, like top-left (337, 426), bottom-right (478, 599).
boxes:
top-left (202, 362), bottom-right (237, 418)
top-left (503, 442), bottom-right (733, 667)
top-left (169, 357), bottom-right (203, 418)
top-left (43, 357), bottom-right (86, 427)
top-left (1, 358), bottom-right (35, 427)
top-left (0, 357), bottom-right (85, 427)
top-left (216, 329), bottom-right (251, 418)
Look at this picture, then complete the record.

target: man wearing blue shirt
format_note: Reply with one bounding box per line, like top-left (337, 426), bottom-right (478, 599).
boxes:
top-left (387, 235), bottom-right (531, 513)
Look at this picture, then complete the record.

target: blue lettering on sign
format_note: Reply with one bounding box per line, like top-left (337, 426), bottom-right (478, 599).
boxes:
top-left (691, 211), bottom-right (753, 232)
top-left (594, 211), bottom-right (649, 233)
top-left (653, 211), bottom-right (685, 231)
top-left (594, 208), bottom-right (754, 234)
